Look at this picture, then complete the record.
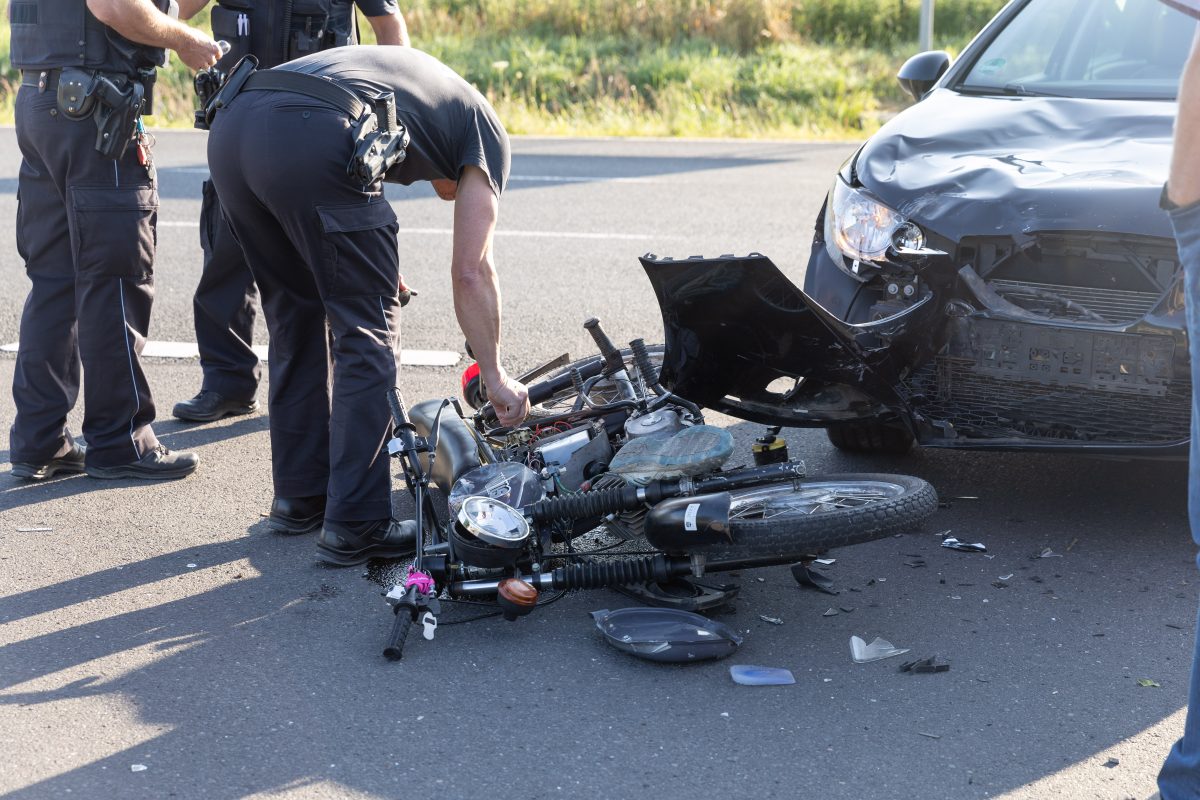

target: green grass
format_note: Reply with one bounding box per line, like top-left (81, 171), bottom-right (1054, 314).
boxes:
top-left (0, 0), bottom-right (1006, 137)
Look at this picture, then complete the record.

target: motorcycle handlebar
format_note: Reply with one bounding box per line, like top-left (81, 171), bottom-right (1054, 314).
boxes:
top-left (383, 608), bottom-right (414, 661)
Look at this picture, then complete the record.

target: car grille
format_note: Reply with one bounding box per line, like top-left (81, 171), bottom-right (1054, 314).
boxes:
top-left (988, 280), bottom-right (1162, 325)
top-left (903, 358), bottom-right (1191, 444)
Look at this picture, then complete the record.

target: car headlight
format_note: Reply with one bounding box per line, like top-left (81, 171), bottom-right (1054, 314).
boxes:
top-left (824, 177), bottom-right (909, 280)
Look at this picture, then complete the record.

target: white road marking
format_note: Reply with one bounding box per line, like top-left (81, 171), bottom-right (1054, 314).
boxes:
top-left (155, 220), bottom-right (679, 240)
top-left (164, 168), bottom-right (667, 184)
top-left (1, 341), bottom-right (461, 367)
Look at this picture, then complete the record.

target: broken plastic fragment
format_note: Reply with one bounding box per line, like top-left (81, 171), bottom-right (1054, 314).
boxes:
top-left (900, 656), bottom-right (951, 674)
top-left (1137, 678), bottom-right (1161, 688)
top-left (998, 574), bottom-right (1014, 581)
top-left (942, 537), bottom-right (987, 553)
top-left (791, 563), bottom-right (838, 595)
top-left (758, 615), bottom-right (784, 625)
top-left (130, 764), bottom-right (147, 773)
top-left (15, 526), bottom-right (53, 532)
top-left (814, 558), bottom-right (836, 566)
top-left (850, 635), bottom-right (911, 663)
top-left (1037, 548), bottom-right (1063, 559)
top-left (1103, 758), bottom-right (1120, 768)
top-left (917, 732), bottom-right (942, 740)
top-left (730, 665), bottom-right (796, 686)
top-left (823, 608), bottom-right (838, 617)
top-left (590, 608), bottom-right (742, 663)
top-left (839, 606), bottom-right (856, 613)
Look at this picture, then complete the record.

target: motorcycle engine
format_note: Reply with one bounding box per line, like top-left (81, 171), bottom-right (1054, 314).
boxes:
top-left (624, 408), bottom-right (686, 439)
top-left (530, 422), bottom-right (613, 492)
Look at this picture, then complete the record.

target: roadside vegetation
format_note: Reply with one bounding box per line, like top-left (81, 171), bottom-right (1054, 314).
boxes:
top-left (0, 0), bottom-right (1006, 137)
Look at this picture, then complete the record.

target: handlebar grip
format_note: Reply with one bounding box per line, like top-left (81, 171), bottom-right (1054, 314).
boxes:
top-left (383, 609), bottom-right (414, 661)
top-left (583, 318), bottom-right (625, 375)
top-left (387, 387), bottom-right (409, 430)
top-left (480, 358), bottom-right (608, 424)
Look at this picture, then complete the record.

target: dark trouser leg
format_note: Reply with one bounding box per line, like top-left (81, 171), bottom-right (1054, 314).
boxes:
top-left (209, 99), bottom-right (400, 519)
top-left (10, 85), bottom-right (158, 469)
top-left (193, 180), bottom-right (261, 400)
top-left (217, 195), bottom-right (332, 499)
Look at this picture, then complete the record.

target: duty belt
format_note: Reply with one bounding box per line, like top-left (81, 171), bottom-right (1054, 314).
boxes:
top-left (205, 57), bottom-right (409, 187)
top-left (21, 69), bottom-right (61, 92)
top-left (239, 69), bottom-right (367, 119)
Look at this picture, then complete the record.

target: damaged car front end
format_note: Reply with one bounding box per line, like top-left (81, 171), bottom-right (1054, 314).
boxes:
top-left (795, 0), bottom-right (1193, 456)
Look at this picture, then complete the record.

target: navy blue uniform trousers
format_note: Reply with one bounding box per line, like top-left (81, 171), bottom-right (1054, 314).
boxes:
top-left (207, 89), bottom-right (401, 523)
top-left (194, 182), bottom-right (261, 401)
top-left (10, 82), bottom-right (161, 468)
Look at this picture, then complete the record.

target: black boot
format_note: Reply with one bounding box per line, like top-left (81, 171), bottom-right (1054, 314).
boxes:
top-left (173, 390), bottom-right (258, 423)
top-left (268, 495), bottom-right (326, 535)
top-left (316, 519), bottom-right (417, 567)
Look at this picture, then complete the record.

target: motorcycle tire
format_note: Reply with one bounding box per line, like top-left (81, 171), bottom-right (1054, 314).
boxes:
top-left (525, 345), bottom-right (666, 422)
top-left (710, 473), bottom-right (937, 560)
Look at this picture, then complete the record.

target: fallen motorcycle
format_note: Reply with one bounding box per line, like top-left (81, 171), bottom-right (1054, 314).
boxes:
top-left (379, 296), bottom-right (938, 659)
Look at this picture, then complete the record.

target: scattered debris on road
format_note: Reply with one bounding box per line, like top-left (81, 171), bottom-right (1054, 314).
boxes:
top-left (758, 615), bottom-right (783, 625)
top-left (942, 537), bottom-right (987, 553)
top-left (730, 665), bottom-right (796, 686)
top-left (1137, 678), bottom-right (1161, 688)
top-left (850, 635), bottom-right (911, 664)
top-left (1035, 548), bottom-right (1063, 559)
top-left (791, 563), bottom-right (838, 595)
top-left (900, 656), bottom-right (951, 674)
top-left (1102, 758), bottom-right (1120, 768)
top-left (15, 526), bottom-right (53, 532)
top-left (917, 732), bottom-right (943, 740)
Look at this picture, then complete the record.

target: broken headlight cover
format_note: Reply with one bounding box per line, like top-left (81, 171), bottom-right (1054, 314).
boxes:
top-left (824, 176), bottom-right (911, 280)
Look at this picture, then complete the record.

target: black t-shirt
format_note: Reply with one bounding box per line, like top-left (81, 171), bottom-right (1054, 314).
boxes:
top-left (279, 47), bottom-right (511, 197)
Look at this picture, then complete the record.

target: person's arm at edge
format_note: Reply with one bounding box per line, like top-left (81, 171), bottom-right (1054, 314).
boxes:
top-left (1170, 27), bottom-right (1200, 206)
top-left (87, 0), bottom-right (222, 69)
top-left (366, 10), bottom-right (408, 46)
top-left (176, 0), bottom-right (211, 21)
top-left (449, 166), bottom-right (530, 426)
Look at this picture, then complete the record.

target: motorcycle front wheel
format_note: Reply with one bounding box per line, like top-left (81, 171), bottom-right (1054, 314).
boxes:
top-left (710, 473), bottom-right (937, 560)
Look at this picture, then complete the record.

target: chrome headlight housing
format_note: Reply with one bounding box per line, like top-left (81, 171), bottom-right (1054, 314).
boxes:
top-left (824, 177), bottom-right (922, 281)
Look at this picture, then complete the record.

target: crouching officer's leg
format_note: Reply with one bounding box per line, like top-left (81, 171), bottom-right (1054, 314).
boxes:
top-left (174, 180), bottom-right (261, 422)
top-left (310, 200), bottom-right (415, 567)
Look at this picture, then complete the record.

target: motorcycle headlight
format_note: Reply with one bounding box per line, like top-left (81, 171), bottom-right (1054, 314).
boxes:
top-left (824, 177), bottom-right (909, 280)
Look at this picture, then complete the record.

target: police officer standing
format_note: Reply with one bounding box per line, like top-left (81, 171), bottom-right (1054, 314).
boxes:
top-left (170, 0), bottom-right (408, 429)
top-left (204, 46), bottom-right (530, 564)
top-left (8, 0), bottom-right (221, 481)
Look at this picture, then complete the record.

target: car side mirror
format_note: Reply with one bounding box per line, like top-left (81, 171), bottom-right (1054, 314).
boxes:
top-left (897, 50), bottom-right (951, 102)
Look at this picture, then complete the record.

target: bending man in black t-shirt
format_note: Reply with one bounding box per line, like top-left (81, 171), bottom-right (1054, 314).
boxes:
top-left (206, 47), bottom-right (530, 566)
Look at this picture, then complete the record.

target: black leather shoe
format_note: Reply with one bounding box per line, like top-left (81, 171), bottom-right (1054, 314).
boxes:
top-left (85, 445), bottom-right (200, 481)
top-left (268, 495), bottom-right (326, 535)
top-left (11, 442), bottom-right (87, 481)
top-left (172, 390), bottom-right (258, 423)
top-left (316, 518), bottom-right (417, 567)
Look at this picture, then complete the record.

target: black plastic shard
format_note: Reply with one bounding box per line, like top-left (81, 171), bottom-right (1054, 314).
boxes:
top-left (590, 607), bottom-right (743, 663)
top-left (899, 656), bottom-right (951, 674)
top-left (791, 563), bottom-right (839, 595)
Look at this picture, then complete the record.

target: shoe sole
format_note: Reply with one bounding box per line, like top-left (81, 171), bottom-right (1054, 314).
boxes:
top-left (316, 543), bottom-right (415, 567)
top-left (85, 464), bottom-right (198, 481)
top-left (10, 462), bottom-right (85, 481)
top-left (172, 401), bottom-right (259, 423)
top-left (268, 516), bottom-right (324, 536)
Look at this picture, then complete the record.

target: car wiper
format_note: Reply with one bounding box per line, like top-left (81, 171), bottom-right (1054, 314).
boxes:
top-left (955, 83), bottom-right (1068, 98)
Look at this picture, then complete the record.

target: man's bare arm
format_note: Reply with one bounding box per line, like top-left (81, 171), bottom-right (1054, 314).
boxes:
top-left (176, 0), bottom-right (211, 21)
top-left (1170, 28), bottom-right (1200, 206)
top-left (366, 11), bottom-right (409, 46)
top-left (87, 0), bottom-right (222, 69)
top-left (450, 166), bottom-right (529, 425)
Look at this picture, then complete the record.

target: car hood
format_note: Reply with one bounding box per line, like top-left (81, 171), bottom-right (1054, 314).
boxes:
top-left (855, 89), bottom-right (1176, 243)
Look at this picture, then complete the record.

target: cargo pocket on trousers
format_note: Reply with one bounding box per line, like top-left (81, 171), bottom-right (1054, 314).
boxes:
top-left (317, 200), bottom-right (400, 298)
top-left (69, 184), bottom-right (158, 280)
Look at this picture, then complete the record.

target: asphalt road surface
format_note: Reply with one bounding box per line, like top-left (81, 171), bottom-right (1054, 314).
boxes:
top-left (0, 128), bottom-right (1195, 800)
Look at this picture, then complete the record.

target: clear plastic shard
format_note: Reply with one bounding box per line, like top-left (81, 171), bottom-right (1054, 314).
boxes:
top-left (850, 635), bottom-right (911, 663)
top-left (730, 665), bottom-right (796, 686)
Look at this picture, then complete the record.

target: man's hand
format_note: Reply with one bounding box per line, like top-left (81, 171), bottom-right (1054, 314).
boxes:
top-left (487, 372), bottom-right (530, 428)
top-left (176, 28), bottom-right (223, 70)
top-left (87, 0), bottom-right (222, 70)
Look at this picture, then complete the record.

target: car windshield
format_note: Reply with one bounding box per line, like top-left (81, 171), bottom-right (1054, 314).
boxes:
top-left (956, 0), bottom-right (1195, 100)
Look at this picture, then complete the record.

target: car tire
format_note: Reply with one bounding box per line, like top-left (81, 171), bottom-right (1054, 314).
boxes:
top-left (826, 421), bottom-right (914, 455)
